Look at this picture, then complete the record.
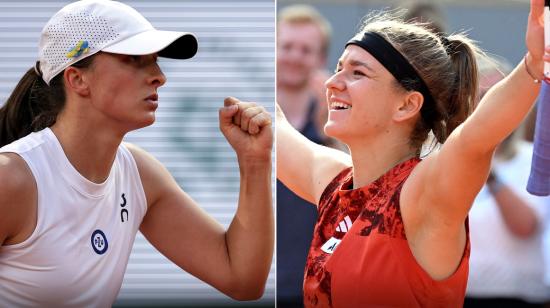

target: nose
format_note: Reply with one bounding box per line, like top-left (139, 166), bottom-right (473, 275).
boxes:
top-left (325, 71), bottom-right (345, 92)
top-left (147, 62), bottom-right (166, 88)
top-left (288, 48), bottom-right (303, 62)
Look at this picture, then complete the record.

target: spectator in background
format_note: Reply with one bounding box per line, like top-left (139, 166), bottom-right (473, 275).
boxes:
top-left (276, 5), bottom-right (333, 307)
top-left (465, 56), bottom-right (550, 308)
top-left (402, 0), bottom-right (447, 34)
top-left (277, 4), bottom-right (332, 147)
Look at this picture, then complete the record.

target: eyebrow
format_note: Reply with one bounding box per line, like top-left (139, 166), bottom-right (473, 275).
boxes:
top-left (337, 59), bottom-right (375, 72)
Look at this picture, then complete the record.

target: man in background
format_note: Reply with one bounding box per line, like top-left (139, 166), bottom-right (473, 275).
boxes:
top-left (276, 5), bottom-right (333, 307)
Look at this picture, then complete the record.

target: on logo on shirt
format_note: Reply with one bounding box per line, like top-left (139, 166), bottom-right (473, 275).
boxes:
top-left (120, 193), bottom-right (128, 222)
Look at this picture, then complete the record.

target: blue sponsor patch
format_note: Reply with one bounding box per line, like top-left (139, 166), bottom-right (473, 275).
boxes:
top-left (91, 229), bottom-right (108, 255)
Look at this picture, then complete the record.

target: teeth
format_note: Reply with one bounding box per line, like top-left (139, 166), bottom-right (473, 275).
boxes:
top-left (330, 102), bottom-right (351, 110)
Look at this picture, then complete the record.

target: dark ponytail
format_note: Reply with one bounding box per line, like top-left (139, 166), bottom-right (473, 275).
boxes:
top-left (431, 36), bottom-right (479, 144)
top-left (0, 55), bottom-right (96, 147)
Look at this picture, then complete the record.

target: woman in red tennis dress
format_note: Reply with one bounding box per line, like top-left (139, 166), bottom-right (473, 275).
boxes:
top-left (277, 1), bottom-right (547, 307)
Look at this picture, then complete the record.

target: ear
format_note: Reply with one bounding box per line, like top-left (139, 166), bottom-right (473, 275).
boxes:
top-left (393, 91), bottom-right (423, 122)
top-left (63, 66), bottom-right (90, 97)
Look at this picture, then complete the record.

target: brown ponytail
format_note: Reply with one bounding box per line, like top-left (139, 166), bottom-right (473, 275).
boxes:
top-left (432, 36), bottom-right (479, 143)
top-left (0, 55), bottom-right (96, 147)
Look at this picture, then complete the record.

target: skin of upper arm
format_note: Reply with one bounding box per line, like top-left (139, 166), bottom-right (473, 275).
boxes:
top-left (398, 61), bottom-right (538, 277)
top-left (414, 125), bottom-right (493, 226)
top-left (405, 54), bottom-right (544, 229)
top-left (402, 124), bottom-right (493, 240)
top-left (399, 125), bottom-right (492, 279)
top-left (0, 153), bottom-right (37, 246)
top-left (276, 104), bottom-right (351, 205)
top-left (311, 146), bottom-right (352, 204)
top-left (125, 143), bottom-right (242, 296)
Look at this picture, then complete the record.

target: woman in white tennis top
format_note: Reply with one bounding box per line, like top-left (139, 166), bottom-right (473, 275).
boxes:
top-left (0, 1), bottom-right (273, 306)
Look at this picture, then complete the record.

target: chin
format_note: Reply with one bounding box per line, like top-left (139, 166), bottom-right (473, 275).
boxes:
top-left (278, 73), bottom-right (308, 88)
top-left (131, 116), bottom-right (156, 131)
top-left (142, 116), bottom-right (156, 128)
top-left (324, 121), bottom-right (345, 140)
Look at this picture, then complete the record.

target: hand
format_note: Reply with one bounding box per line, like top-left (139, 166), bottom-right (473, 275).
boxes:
top-left (219, 97), bottom-right (273, 163)
top-left (526, 0), bottom-right (545, 74)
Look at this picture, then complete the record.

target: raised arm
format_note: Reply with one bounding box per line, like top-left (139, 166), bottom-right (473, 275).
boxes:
top-left (276, 103), bottom-right (351, 205)
top-left (408, 0), bottom-right (546, 226)
top-left (134, 98), bottom-right (273, 300)
top-left (399, 0), bottom-right (546, 280)
top-left (465, 0), bottom-right (546, 152)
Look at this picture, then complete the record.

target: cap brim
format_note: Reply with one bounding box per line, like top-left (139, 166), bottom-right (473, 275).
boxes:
top-left (102, 30), bottom-right (198, 59)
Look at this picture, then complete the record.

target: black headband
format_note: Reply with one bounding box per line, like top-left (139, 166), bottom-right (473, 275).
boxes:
top-left (346, 32), bottom-right (438, 124)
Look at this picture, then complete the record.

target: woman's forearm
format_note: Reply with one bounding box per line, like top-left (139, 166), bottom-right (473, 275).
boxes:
top-left (461, 55), bottom-right (542, 154)
top-left (224, 159), bottom-right (273, 300)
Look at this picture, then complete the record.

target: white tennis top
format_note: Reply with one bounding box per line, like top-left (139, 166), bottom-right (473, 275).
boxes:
top-left (0, 128), bottom-right (147, 307)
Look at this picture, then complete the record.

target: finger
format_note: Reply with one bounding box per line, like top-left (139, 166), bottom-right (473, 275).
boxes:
top-left (219, 104), bottom-right (239, 129)
top-left (240, 106), bottom-right (265, 132)
top-left (224, 97), bottom-right (243, 126)
top-left (249, 116), bottom-right (261, 135)
top-left (530, 0), bottom-right (544, 24)
top-left (248, 112), bottom-right (272, 135)
top-left (233, 108), bottom-right (241, 127)
top-left (234, 102), bottom-right (257, 127)
top-left (249, 113), bottom-right (272, 135)
top-left (224, 96), bottom-right (240, 107)
top-left (249, 122), bottom-right (260, 135)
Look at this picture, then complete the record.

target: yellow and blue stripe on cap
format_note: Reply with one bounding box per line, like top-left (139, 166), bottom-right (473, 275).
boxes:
top-left (66, 40), bottom-right (90, 59)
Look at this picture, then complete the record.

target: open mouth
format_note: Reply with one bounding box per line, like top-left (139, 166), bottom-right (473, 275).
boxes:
top-left (330, 102), bottom-right (352, 110)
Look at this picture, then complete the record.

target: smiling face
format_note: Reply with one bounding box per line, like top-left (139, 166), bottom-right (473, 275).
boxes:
top-left (83, 52), bottom-right (166, 132)
top-left (324, 45), bottom-right (408, 144)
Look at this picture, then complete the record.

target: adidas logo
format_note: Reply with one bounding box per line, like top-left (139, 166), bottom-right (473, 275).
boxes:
top-left (320, 216), bottom-right (354, 254)
top-left (335, 216), bottom-right (353, 233)
top-left (321, 237), bottom-right (341, 254)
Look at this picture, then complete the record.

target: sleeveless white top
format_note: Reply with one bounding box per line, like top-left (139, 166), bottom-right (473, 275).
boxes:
top-left (0, 128), bottom-right (147, 307)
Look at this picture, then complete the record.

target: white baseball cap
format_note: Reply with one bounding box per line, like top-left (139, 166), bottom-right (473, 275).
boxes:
top-left (38, 0), bottom-right (198, 84)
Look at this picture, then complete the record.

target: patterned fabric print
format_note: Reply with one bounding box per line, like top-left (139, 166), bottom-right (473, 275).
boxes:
top-left (303, 158), bottom-right (421, 308)
top-left (356, 159), bottom-right (420, 238)
top-left (303, 167), bottom-right (358, 307)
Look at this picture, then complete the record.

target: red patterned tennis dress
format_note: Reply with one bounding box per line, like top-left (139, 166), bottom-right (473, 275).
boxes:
top-left (303, 158), bottom-right (470, 307)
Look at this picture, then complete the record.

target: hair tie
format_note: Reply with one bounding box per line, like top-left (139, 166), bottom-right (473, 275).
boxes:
top-left (34, 61), bottom-right (42, 77)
